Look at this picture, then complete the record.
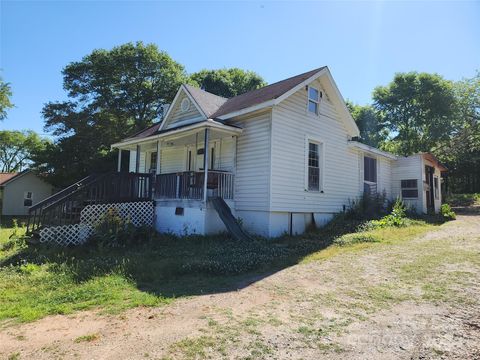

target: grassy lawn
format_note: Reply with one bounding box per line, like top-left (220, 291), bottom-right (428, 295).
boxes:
top-left (0, 215), bottom-right (436, 324)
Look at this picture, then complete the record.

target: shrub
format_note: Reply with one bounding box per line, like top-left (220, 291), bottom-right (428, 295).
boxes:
top-left (440, 204), bottom-right (456, 220)
top-left (363, 198), bottom-right (408, 229)
top-left (89, 208), bottom-right (154, 247)
top-left (346, 191), bottom-right (388, 220)
top-left (333, 233), bottom-right (380, 246)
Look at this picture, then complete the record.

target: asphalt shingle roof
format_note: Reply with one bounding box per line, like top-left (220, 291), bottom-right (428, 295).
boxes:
top-left (124, 67), bottom-right (326, 140)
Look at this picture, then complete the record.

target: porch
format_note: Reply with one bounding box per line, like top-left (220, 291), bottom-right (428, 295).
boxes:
top-left (113, 120), bottom-right (242, 203)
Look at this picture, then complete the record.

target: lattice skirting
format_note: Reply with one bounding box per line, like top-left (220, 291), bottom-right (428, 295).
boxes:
top-left (80, 201), bottom-right (154, 227)
top-left (39, 224), bottom-right (94, 246)
top-left (39, 201), bottom-right (155, 246)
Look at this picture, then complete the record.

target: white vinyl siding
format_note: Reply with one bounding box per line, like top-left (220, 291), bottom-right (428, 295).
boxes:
top-left (392, 155), bottom-right (424, 213)
top-left (270, 79), bottom-right (360, 213)
top-left (163, 91), bottom-right (204, 129)
top-left (230, 111), bottom-right (272, 211)
top-left (1, 172), bottom-right (54, 216)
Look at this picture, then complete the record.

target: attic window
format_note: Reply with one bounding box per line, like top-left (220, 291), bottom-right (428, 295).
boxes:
top-left (180, 98), bottom-right (190, 112)
top-left (308, 86), bottom-right (320, 115)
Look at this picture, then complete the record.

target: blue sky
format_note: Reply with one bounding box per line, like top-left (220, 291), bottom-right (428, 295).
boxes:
top-left (1, 1), bottom-right (479, 135)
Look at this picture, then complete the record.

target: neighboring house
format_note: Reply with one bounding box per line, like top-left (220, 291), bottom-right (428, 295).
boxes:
top-left (109, 67), bottom-right (447, 237)
top-left (0, 170), bottom-right (55, 216)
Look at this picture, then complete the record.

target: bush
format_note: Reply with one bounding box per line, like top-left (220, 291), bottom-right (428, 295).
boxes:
top-left (440, 204), bottom-right (456, 220)
top-left (89, 208), bottom-right (154, 247)
top-left (445, 193), bottom-right (480, 207)
top-left (346, 191), bottom-right (388, 220)
top-left (363, 198), bottom-right (409, 229)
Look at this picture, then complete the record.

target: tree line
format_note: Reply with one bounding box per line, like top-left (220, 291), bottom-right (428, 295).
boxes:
top-left (348, 71), bottom-right (480, 193)
top-left (0, 42), bottom-right (478, 193)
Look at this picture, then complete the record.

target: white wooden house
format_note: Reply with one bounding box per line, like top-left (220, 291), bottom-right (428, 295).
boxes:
top-left (111, 67), bottom-right (447, 237)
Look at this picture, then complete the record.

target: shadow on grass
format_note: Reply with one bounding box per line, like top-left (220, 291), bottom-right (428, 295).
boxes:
top-left (1, 215), bottom-right (367, 299)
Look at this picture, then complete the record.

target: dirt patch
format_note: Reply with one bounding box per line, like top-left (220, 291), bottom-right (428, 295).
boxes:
top-left (1, 209), bottom-right (480, 360)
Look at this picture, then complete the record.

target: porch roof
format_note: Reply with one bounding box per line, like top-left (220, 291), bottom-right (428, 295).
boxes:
top-left (111, 119), bottom-right (242, 149)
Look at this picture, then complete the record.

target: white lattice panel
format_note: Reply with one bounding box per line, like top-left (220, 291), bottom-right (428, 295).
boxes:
top-left (80, 201), bottom-right (154, 227)
top-left (39, 201), bottom-right (154, 246)
top-left (39, 224), bottom-right (93, 246)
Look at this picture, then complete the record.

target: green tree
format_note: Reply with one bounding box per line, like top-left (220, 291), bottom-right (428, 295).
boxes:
top-left (0, 76), bottom-right (14, 120)
top-left (435, 72), bottom-right (480, 193)
top-left (189, 68), bottom-right (266, 98)
top-left (39, 42), bottom-right (187, 185)
top-left (0, 130), bottom-right (48, 172)
top-left (373, 72), bottom-right (458, 156)
top-left (347, 102), bottom-right (387, 147)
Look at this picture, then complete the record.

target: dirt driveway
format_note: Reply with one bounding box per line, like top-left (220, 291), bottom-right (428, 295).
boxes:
top-left (1, 208), bottom-right (480, 360)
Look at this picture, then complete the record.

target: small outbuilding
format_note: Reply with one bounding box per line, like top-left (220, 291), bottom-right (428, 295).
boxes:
top-left (0, 170), bottom-right (55, 217)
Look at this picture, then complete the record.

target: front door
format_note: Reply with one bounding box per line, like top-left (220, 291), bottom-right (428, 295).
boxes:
top-left (425, 165), bottom-right (435, 211)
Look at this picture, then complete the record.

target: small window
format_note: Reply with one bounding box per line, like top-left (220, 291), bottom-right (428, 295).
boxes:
top-left (364, 156), bottom-right (377, 183)
top-left (434, 176), bottom-right (439, 199)
top-left (24, 191), bottom-right (33, 207)
top-left (308, 86), bottom-right (320, 115)
top-left (308, 141), bottom-right (321, 191)
top-left (401, 179), bottom-right (418, 199)
top-left (180, 98), bottom-right (190, 112)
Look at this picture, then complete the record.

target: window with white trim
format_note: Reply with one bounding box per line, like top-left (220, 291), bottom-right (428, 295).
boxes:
top-left (434, 176), bottom-right (439, 199)
top-left (308, 86), bottom-right (320, 115)
top-left (401, 179), bottom-right (418, 199)
top-left (24, 191), bottom-right (33, 207)
top-left (307, 141), bottom-right (322, 191)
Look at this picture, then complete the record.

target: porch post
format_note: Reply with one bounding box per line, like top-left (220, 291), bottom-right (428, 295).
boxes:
top-left (203, 128), bottom-right (210, 203)
top-left (156, 140), bottom-right (161, 174)
top-left (117, 149), bottom-right (122, 172)
top-left (135, 144), bottom-right (140, 173)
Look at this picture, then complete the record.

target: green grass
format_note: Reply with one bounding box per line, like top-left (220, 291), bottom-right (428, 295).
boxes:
top-left (445, 193), bottom-right (480, 207)
top-left (0, 213), bottom-right (440, 325)
top-left (74, 333), bottom-right (100, 343)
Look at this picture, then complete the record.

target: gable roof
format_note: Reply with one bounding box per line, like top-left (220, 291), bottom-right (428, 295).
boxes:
top-left (183, 84), bottom-right (228, 118)
top-left (212, 67), bottom-right (326, 118)
top-left (122, 66), bottom-right (360, 141)
top-left (0, 172), bottom-right (19, 186)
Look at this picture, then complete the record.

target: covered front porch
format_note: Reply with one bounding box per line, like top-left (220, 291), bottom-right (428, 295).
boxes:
top-left (113, 120), bottom-right (241, 203)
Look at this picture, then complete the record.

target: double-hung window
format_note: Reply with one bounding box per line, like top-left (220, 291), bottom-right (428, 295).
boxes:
top-left (308, 86), bottom-right (320, 115)
top-left (434, 176), bottom-right (439, 199)
top-left (24, 191), bottom-right (33, 207)
top-left (308, 141), bottom-right (321, 191)
top-left (401, 179), bottom-right (418, 199)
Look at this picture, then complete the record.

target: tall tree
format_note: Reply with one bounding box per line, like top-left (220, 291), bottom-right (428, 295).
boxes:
top-left (435, 72), bottom-right (480, 193)
top-left (373, 72), bottom-right (458, 156)
top-left (0, 130), bottom-right (48, 172)
top-left (39, 42), bottom-right (187, 185)
top-left (189, 68), bottom-right (267, 98)
top-left (0, 76), bottom-right (14, 121)
top-left (346, 102), bottom-right (387, 147)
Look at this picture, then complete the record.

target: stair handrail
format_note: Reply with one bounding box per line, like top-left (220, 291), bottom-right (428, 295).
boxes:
top-left (40, 172), bottom-right (114, 213)
top-left (29, 173), bottom-right (101, 212)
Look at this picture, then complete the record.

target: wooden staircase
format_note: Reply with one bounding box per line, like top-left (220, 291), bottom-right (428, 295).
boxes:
top-left (27, 172), bottom-right (153, 236)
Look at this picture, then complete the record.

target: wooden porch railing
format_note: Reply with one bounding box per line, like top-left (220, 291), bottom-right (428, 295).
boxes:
top-left (27, 172), bottom-right (153, 235)
top-left (155, 171), bottom-right (234, 200)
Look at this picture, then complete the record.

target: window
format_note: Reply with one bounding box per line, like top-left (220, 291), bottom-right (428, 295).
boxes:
top-left (149, 152), bottom-right (157, 172)
top-left (401, 179), bottom-right (418, 198)
top-left (308, 86), bottom-right (320, 115)
top-left (434, 176), bottom-right (439, 199)
top-left (364, 156), bottom-right (377, 183)
top-left (308, 142), bottom-right (321, 191)
top-left (24, 191), bottom-right (33, 207)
